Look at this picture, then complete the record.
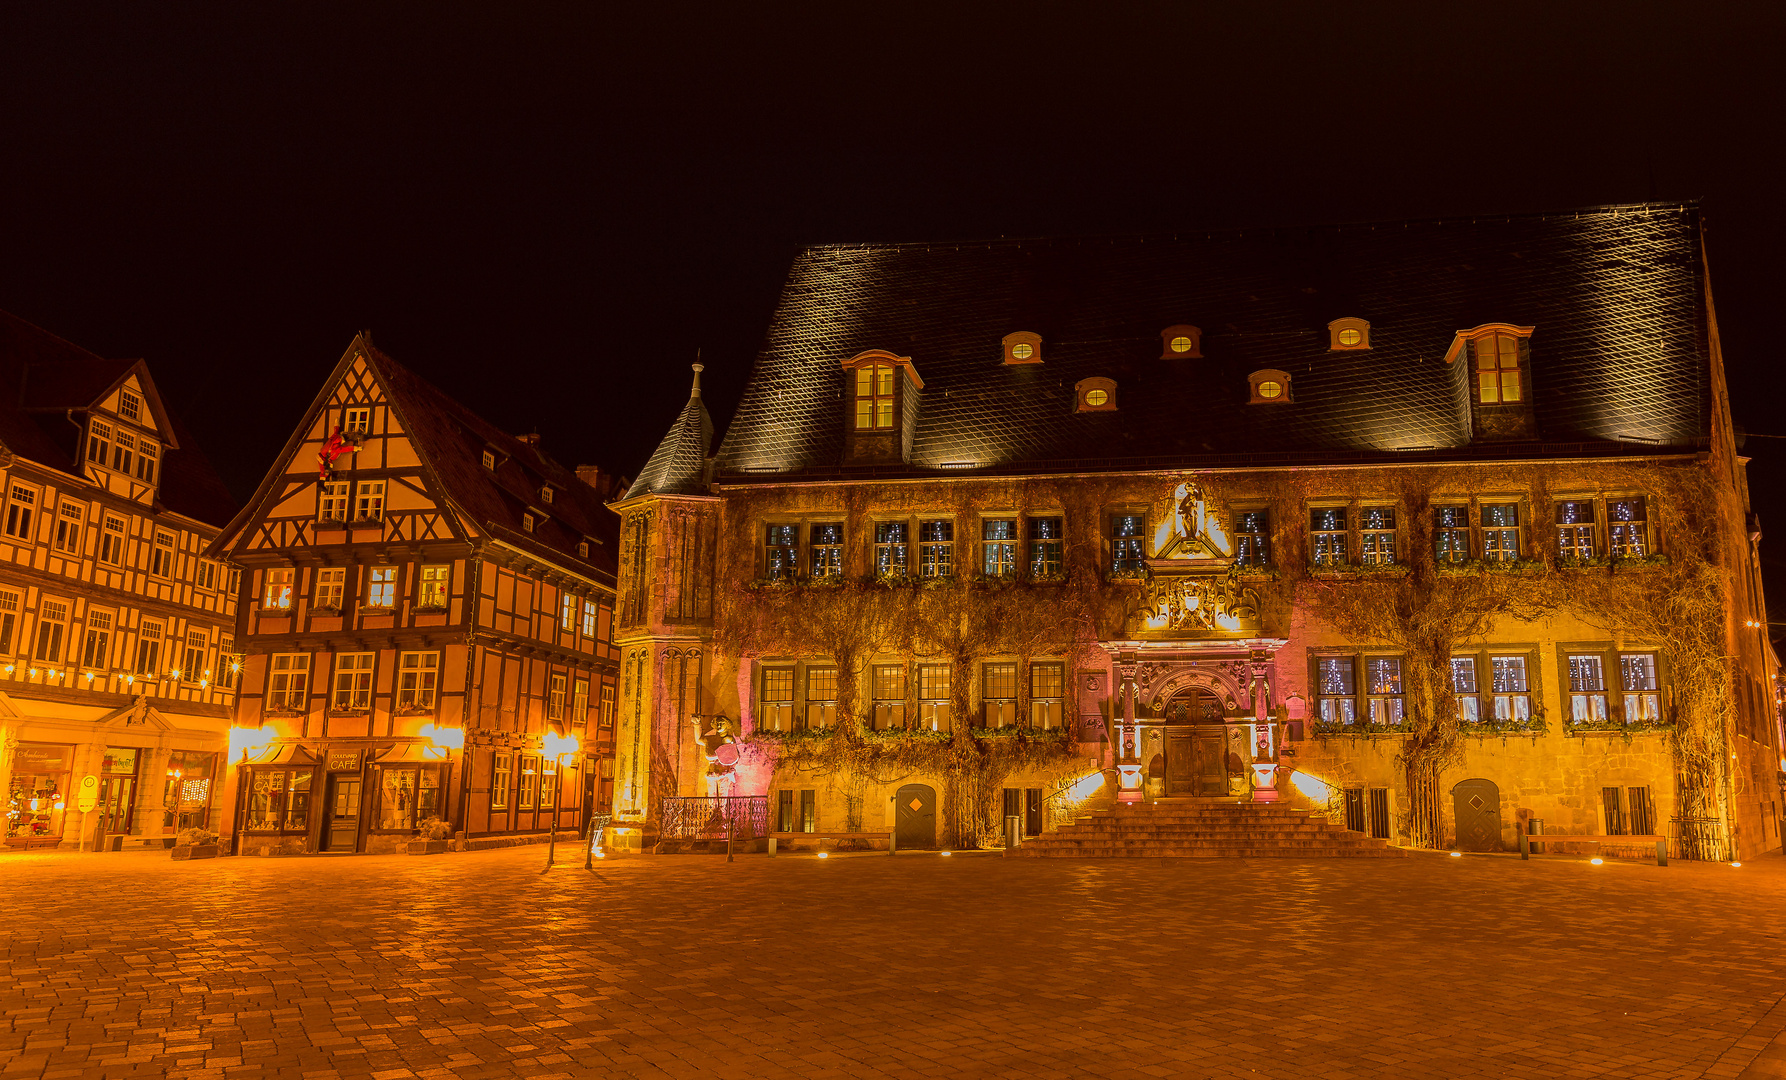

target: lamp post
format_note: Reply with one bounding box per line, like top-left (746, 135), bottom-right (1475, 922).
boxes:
top-left (543, 732), bottom-right (581, 867)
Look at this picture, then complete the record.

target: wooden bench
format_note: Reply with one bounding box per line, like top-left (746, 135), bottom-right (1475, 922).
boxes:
top-left (768, 830), bottom-right (896, 856)
top-left (1519, 830), bottom-right (1666, 865)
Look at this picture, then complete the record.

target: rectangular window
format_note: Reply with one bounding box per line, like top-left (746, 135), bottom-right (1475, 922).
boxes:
top-left (0, 589), bottom-right (19, 654)
top-left (100, 515), bottom-right (126, 565)
top-left (518, 755), bottom-right (539, 809)
top-left (264, 567), bottom-right (294, 611)
top-left (548, 673), bottom-right (567, 720)
top-left (764, 524), bottom-right (797, 582)
top-left (398, 652), bottom-right (439, 711)
top-left (1110, 514), bottom-right (1145, 574)
top-left (135, 442), bottom-right (157, 484)
top-left (872, 664), bottom-right (906, 730)
top-left (982, 519), bottom-right (1017, 577)
top-left (1557, 500), bottom-right (1597, 561)
top-left (983, 662), bottom-right (1018, 728)
top-left (919, 520), bottom-right (953, 578)
top-left (54, 501), bottom-right (83, 555)
top-left (268, 653), bottom-right (309, 710)
top-left (343, 407), bottom-right (370, 435)
top-left (1490, 655), bottom-right (1532, 724)
top-left (805, 667), bottom-right (837, 729)
top-left (1475, 332), bottom-right (1522, 404)
top-left (5, 483), bottom-right (37, 540)
top-left (572, 678), bottom-right (589, 723)
top-left (135, 620), bottom-right (162, 676)
top-left (333, 653), bottom-right (374, 710)
top-left (355, 481), bottom-right (385, 521)
top-left (1628, 786), bottom-right (1655, 835)
top-left (598, 682), bottom-right (615, 727)
top-left (582, 600), bottom-right (597, 638)
top-left (118, 389), bottom-right (142, 421)
top-left (418, 564), bottom-right (449, 609)
top-left (111, 431), bottom-right (134, 476)
top-left (247, 769), bottom-right (311, 831)
top-left (540, 757), bottom-right (558, 810)
top-left (1359, 507), bottom-right (1396, 567)
top-left (379, 768), bottom-right (421, 831)
top-left (1030, 661), bottom-right (1064, 729)
top-left (874, 521), bottom-right (909, 577)
top-left (366, 566), bottom-right (397, 608)
top-left (759, 667), bottom-right (794, 731)
top-left (561, 594), bottom-right (576, 632)
top-left (319, 481), bottom-right (350, 522)
top-left (1567, 653), bottom-right (1609, 725)
top-left (801, 789), bottom-right (817, 833)
top-left (1310, 507), bottom-right (1346, 566)
top-left (1434, 506), bottom-right (1469, 564)
top-left (777, 789), bottom-right (795, 833)
top-left (182, 629), bottom-right (208, 683)
top-left (195, 560), bottom-right (217, 591)
top-left (34, 599), bottom-right (67, 663)
top-left (314, 567), bottom-right (345, 610)
top-left (150, 531), bottom-right (176, 578)
top-left (1450, 656), bottom-right (1479, 722)
top-left (1235, 510), bottom-right (1269, 567)
top-left (87, 419), bottom-right (112, 465)
top-left (1028, 516), bottom-right (1063, 578)
top-left (218, 637), bottom-right (239, 690)
top-left (854, 363), bottom-right (896, 430)
top-left (1609, 498), bottom-right (1649, 558)
top-left (1365, 657), bottom-right (1404, 725)
top-left (491, 753), bottom-right (511, 810)
top-left (1620, 652), bottom-right (1662, 725)
top-left (1482, 503), bottom-right (1521, 562)
top-left (1602, 786), bottom-right (1625, 836)
top-left (919, 663), bottom-right (952, 732)
top-left (1316, 656), bottom-right (1357, 726)
top-left (809, 523), bottom-right (843, 579)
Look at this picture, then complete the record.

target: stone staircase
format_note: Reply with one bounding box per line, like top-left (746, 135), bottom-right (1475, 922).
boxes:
top-left (1007, 797), bottom-right (1409, 858)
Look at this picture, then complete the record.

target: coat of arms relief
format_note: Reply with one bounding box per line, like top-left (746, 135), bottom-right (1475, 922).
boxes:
top-left (1132, 482), bottom-right (1263, 637)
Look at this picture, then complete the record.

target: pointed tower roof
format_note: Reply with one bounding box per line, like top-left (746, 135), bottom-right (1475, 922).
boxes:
top-left (623, 364), bottom-right (714, 500)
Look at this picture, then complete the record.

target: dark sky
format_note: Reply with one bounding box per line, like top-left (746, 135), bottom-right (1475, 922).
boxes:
top-left (3, 4), bottom-right (1783, 577)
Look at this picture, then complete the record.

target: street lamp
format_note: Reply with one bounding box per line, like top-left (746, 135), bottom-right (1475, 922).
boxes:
top-left (543, 732), bottom-right (580, 867)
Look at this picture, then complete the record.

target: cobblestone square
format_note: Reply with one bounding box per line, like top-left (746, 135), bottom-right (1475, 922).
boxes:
top-left (4, 846), bottom-right (1786, 1080)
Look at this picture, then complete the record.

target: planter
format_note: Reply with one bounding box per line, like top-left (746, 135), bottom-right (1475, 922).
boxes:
top-left (171, 844), bottom-right (220, 861)
top-left (407, 839), bottom-right (450, 855)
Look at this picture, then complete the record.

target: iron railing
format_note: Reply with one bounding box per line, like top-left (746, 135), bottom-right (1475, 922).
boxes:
top-left (1670, 816), bottom-right (1730, 862)
top-left (660, 796), bottom-right (769, 842)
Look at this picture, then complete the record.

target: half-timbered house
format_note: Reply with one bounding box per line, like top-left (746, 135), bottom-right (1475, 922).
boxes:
top-left (209, 335), bottom-right (621, 854)
top-left (0, 311), bottom-right (240, 850)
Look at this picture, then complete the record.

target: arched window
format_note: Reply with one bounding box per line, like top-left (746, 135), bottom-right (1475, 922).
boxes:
top-left (1075, 377), bottom-right (1118, 413)
top-left (1002, 331), bottom-right (1043, 365)
top-left (1159, 325), bottom-right (1202, 359)
top-left (1328, 317), bottom-right (1371, 351)
top-left (854, 362), bottom-right (896, 430)
top-left (1473, 330), bottom-right (1523, 404)
top-left (1248, 369), bottom-right (1292, 404)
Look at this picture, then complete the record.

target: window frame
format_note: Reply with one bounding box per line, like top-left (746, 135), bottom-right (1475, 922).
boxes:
top-left (1028, 515), bottom-right (1063, 579)
top-left (1481, 501), bottom-right (1523, 563)
top-left (1311, 653), bottom-right (1358, 727)
top-left (1363, 655), bottom-right (1406, 726)
top-left (135, 619), bottom-right (164, 678)
top-left (1309, 504), bottom-right (1348, 567)
top-left (365, 565), bottom-right (398, 609)
top-left (1358, 505), bottom-right (1398, 567)
top-left (1233, 508), bottom-right (1269, 569)
top-left (150, 530), bottom-right (177, 578)
top-left (53, 500), bottom-right (84, 556)
top-left (853, 362), bottom-right (897, 431)
top-left (918, 519), bottom-right (953, 579)
top-left (1434, 505), bottom-right (1470, 565)
top-left (918, 663), bottom-right (952, 732)
top-left (981, 517), bottom-right (1017, 578)
top-left (491, 752), bottom-right (511, 810)
top-left (332, 652), bottom-right (375, 712)
top-left (354, 480), bottom-right (385, 522)
top-left (804, 666), bottom-right (838, 730)
top-left (397, 651), bottom-right (440, 713)
top-left (264, 567), bottom-right (295, 611)
top-left (181, 629), bottom-right (209, 685)
top-left (1029, 661), bottom-right (1065, 730)
top-left (417, 564), bottom-right (450, 610)
top-left (0, 589), bottom-right (21, 655)
top-left (871, 662), bottom-right (907, 731)
top-left (808, 522), bottom-right (844, 580)
top-left (5, 481), bottom-right (38, 541)
top-left (758, 665), bottom-right (795, 731)
top-left (873, 520), bottom-right (909, 578)
top-left (34, 598), bottom-right (69, 664)
top-left (1109, 511), bottom-right (1147, 575)
top-left (267, 652), bottom-right (310, 712)
top-left (1473, 330), bottom-right (1525, 405)
top-left (99, 514), bottom-right (126, 566)
top-left (314, 566), bottom-right (346, 611)
top-left (1555, 498), bottom-right (1599, 562)
top-left (982, 661), bottom-right (1018, 729)
top-left (764, 523), bottom-right (798, 582)
top-left (1607, 495), bottom-right (1651, 558)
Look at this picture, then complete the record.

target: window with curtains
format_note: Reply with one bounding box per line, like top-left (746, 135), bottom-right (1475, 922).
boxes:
top-left (1490, 655), bottom-right (1532, 724)
top-left (919, 664), bottom-right (952, 732)
top-left (759, 667), bottom-right (794, 731)
top-left (1556, 500), bottom-right (1597, 561)
top-left (561, 594), bottom-right (576, 632)
top-left (264, 568), bottom-right (294, 610)
top-left (1030, 662), bottom-right (1064, 729)
top-left (319, 481), bottom-right (349, 522)
top-left (1315, 656), bottom-right (1357, 726)
top-left (983, 663), bottom-right (1018, 728)
top-left (872, 664), bottom-right (906, 730)
top-left (354, 481), bottom-right (385, 521)
top-left (1365, 657), bottom-right (1404, 725)
top-left (1359, 507), bottom-right (1397, 566)
top-left (1567, 654), bottom-right (1609, 725)
top-left (805, 667), bottom-right (837, 729)
top-left (1451, 656), bottom-right (1479, 722)
top-left (418, 564), bottom-right (449, 609)
top-left (982, 519), bottom-right (1017, 577)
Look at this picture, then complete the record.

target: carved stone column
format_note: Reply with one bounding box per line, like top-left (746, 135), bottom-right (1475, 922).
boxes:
top-left (1115, 653), bottom-right (1143, 803)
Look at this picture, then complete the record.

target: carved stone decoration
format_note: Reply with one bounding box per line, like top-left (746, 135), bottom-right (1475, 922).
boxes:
top-left (1139, 565), bottom-right (1261, 636)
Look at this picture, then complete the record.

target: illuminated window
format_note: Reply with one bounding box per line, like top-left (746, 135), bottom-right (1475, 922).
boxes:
top-left (268, 652), bottom-right (309, 710)
top-left (982, 519), bottom-right (1017, 577)
top-left (1359, 508), bottom-right (1396, 566)
top-left (872, 664), bottom-right (906, 730)
top-left (1028, 516), bottom-right (1063, 577)
top-left (548, 673), bottom-right (567, 720)
top-left (365, 566), bottom-right (397, 608)
top-left (1249, 369), bottom-right (1292, 404)
top-left (398, 651), bottom-right (439, 711)
top-left (264, 567), bottom-right (294, 611)
top-left (874, 522), bottom-right (908, 576)
top-left (561, 593), bottom-right (576, 632)
top-left (482, 449), bottom-right (496, 470)
top-left (759, 667), bottom-right (794, 731)
top-left (1159, 325), bottom-right (1202, 358)
top-left (598, 682), bottom-right (615, 727)
top-left (218, 638), bottom-right (239, 690)
top-left (1316, 656), bottom-right (1357, 725)
top-left (582, 599), bottom-right (597, 638)
top-left (319, 481), bottom-right (349, 522)
top-left (540, 486), bottom-right (553, 504)
top-left (1482, 503), bottom-right (1521, 562)
top-left (854, 364), bottom-right (896, 430)
top-left (919, 664), bottom-right (952, 732)
top-left (572, 678), bottom-right (589, 723)
top-left (1235, 510), bottom-right (1269, 567)
top-left (1620, 652), bottom-right (1662, 725)
top-left (314, 567), bottom-right (345, 610)
top-left (1365, 657), bottom-right (1404, 725)
top-left (1475, 331), bottom-right (1522, 403)
top-left (333, 653), bottom-right (374, 711)
top-left (343, 407), bottom-right (370, 435)
top-left (355, 481), bottom-right (385, 521)
top-left (983, 662), bottom-right (1018, 728)
top-left (919, 520), bottom-right (953, 578)
top-left (1087, 390), bottom-right (1106, 405)
top-left (1030, 662), bottom-right (1064, 729)
top-left (1328, 318), bottom-right (1371, 351)
top-left (1002, 331), bottom-right (1043, 365)
top-left (805, 667), bottom-right (837, 729)
top-left (1450, 657), bottom-right (1479, 722)
top-left (810, 523), bottom-right (843, 579)
top-left (764, 524), bottom-right (797, 582)
top-left (1309, 506), bottom-right (1346, 566)
top-left (1110, 514), bottom-right (1146, 574)
top-left (491, 754), bottom-right (511, 809)
top-left (1609, 497), bottom-right (1649, 557)
top-left (1567, 653), bottom-right (1608, 725)
top-left (518, 754), bottom-right (539, 809)
top-left (1434, 506), bottom-right (1468, 564)
top-left (418, 564), bottom-right (449, 609)
top-left (1075, 378), bottom-right (1117, 413)
top-left (1257, 381), bottom-right (1282, 399)
top-left (1489, 655), bottom-right (1531, 724)
top-left (1556, 500), bottom-right (1596, 561)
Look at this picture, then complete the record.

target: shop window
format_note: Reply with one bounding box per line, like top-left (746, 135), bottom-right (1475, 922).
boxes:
top-left (1482, 503), bottom-right (1521, 562)
top-left (810, 523), bottom-right (844, 579)
top-left (561, 594), bottom-right (576, 632)
top-left (1029, 516), bottom-right (1063, 577)
top-left (182, 630), bottom-right (208, 684)
top-left (268, 653), bottom-right (310, 711)
top-left (111, 432), bottom-right (135, 477)
top-left (1556, 500), bottom-right (1597, 561)
top-left (1248, 369), bottom-right (1292, 404)
top-left (1110, 513), bottom-right (1146, 574)
top-left (355, 480), bottom-right (385, 522)
top-left (246, 769), bottom-right (313, 831)
top-left (1451, 656), bottom-right (1480, 722)
top-left (760, 667), bottom-right (794, 731)
top-left (34, 599), bottom-right (67, 664)
top-left (8, 743), bottom-right (72, 841)
top-left (398, 651), bottom-right (439, 712)
top-left (872, 664), bottom-right (906, 730)
top-left (982, 518), bottom-right (1017, 577)
top-left (1328, 317), bottom-right (1371, 351)
top-left (919, 664), bottom-right (952, 732)
top-left (150, 531), bottom-right (176, 578)
top-left (874, 522), bottom-right (909, 577)
top-left (135, 621), bottom-right (163, 677)
top-left (366, 566), bottom-right (397, 609)
top-left (919, 520), bottom-right (953, 578)
top-left (1474, 330), bottom-right (1523, 403)
top-left (87, 419), bottom-right (112, 466)
top-left (806, 667), bottom-right (837, 729)
top-left (163, 750), bottom-right (217, 832)
top-left (518, 755), bottom-right (540, 810)
top-left (314, 567), bottom-right (345, 611)
top-left (53, 501), bottom-right (83, 555)
top-left (599, 683), bottom-right (615, 727)
top-left (1234, 510), bottom-right (1269, 567)
top-left (1310, 506), bottom-right (1347, 566)
top-left (1316, 656), bottom-right (1357, 726)
top-left (418, 564), bottom-right (450, 609)
top-left (1609, 497), bottom-right (1649, 557)
top-left (983, 662), bottom-right (1018, 728)
top-left (1002, 330), bottom-right (1042, 365)
top-left (548, 673), bottom-right (567, 721)
top-left (1567, 654), bottom-right (1609, 725)
top-left (333, 653), bottom-right (374, 711)
top-left (100, 514), bottom-right (126, 566)
top-left (1159, 324), bottom-right (1202, 359)
top-left (491, 753), bottom-right (511, 810)
top-left (136, 442), bottom-right (158, 484)
top-left (265, 567), bottom-right (295, 611)
top-left (1030, 662), bottom-right (1064, 729)
top-left (119, 389), bottom-right (142, 421)
top-left (378, 767), bottom-right (438, 831)
top-left (1365, 657), bottom-right (1405, 725)
top-left (1075, 378), bottom-right (1117, 413)
top-left (0, 589), bottom-right (18, 655)
top-left (319, 481), bottom-right (349, 522)
top-left (854, 362), bottom-right (897, 430)
top-left (764, 524), bottom-right (797, 582)
top-left (1435, 506), bottom-right (1469, 564)
top-left (5, 482), bottom-right (37, 540)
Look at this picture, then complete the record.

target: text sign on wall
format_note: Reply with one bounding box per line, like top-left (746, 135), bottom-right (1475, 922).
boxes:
top-left (75, 775), bottom-right (100, 814)
top-left (327, 750), bottom-right (362, 772)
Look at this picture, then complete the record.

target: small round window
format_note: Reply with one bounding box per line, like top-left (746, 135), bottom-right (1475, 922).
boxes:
top-left (1256, 380), bottom-right (1283, 400)
top-left (1011, 343), bottom-right (1034, 360)
top-left (1337, 328), bottom-right (1363, 347)
top-left (1169, 335), bottom-right (1195, 354)
top-left (1085, 389), bottom-right (1108, 407)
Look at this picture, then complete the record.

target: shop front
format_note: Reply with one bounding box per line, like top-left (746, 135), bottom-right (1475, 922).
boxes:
top-left (237, 744), bottom-right (320, 856)
top-left (7, 743), bottom-right (72, 848)
top-left (234, 740), bottom-right (454, 855)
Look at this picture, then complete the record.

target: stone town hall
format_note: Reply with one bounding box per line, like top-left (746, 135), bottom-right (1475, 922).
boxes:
top-left (612, 202), bottom-right (1778, 858)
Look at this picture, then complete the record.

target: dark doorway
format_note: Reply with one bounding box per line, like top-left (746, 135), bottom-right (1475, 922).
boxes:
top-left (323, 777), bottom-right (362, 852)
top-left (895, 783), bottom-right (936, 849)
top-left (1452, 778), bottom-right (1501, 852)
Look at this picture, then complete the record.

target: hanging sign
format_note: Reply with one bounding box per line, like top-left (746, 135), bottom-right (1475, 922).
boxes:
top-left (74, 774), bottom-right (100, 814)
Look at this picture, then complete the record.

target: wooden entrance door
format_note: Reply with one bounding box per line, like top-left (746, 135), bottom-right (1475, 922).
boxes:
top-left (1452, 778), bottom-right (1501, 851)
top-left (324, 777), bottom-right (362, 852)
top-left (895, 784), bottom-right (936, 849)
top-left (97, 777), bottom-right (135, 837)
top-left (1166, 728), bottom-right (1228, 795)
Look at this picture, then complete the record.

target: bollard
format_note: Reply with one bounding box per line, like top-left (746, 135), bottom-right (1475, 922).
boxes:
top-left (1004, 815), bottom-right (1021, 850)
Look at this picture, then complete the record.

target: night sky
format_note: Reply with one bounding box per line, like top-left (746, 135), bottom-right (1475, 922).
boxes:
top-left (3, 5), bottom-right (1783, 584)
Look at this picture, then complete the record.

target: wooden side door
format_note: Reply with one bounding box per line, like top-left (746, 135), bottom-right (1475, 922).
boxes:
top-left (895, 784), bottom-right (936, 849)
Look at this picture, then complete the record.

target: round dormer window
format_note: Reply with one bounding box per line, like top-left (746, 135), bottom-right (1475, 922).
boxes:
top-left (1085, 389), bottom-right (1109, 406)
top-left (1337, 328), bottom-right (1363, 347)
top-left (1256, 380), bottom-right (1283, 400)
top-left (1011, 342), bottom-right (1034, 360)
top-left (1168, 335), bottom-right (1195, 354)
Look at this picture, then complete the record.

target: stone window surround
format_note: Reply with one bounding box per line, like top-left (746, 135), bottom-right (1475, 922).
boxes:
top-left (747, 654), bottom-right (1070, 734)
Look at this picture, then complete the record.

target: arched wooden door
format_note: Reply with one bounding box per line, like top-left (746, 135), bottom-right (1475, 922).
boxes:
top-left (895, 784), bottom-right (937, 849)
top-left (1452, 778), bottom-right (1502, 852)
top-left (1165, 691), bottom-right (1227, 796)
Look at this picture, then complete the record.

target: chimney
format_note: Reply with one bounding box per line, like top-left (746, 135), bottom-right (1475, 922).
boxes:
top-left (575, 464), bottom-right (627, 499)
top-left (515, 432), bottom-right (541, 448)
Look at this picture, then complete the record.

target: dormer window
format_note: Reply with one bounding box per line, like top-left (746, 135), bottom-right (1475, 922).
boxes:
top-left (87, 420), bottom-right (112, 467)
top-left (482, 449), bottom-right (496, 470)
top-left (522, 513), bottom-right (535, 533)
top-left (1328, 317), bottom-right (1371, 351)
top-left (577, 540), bottom-right (590, 559)
top-left (1474, 330), bottom-right (1524, 404)
top-left (119, 390), bottom-right (142, 422)
top-left (1075, 377), bottom-right (1118, 413)
top-left (541, 486), bottom-right (554, 504)
top-left (1002, 331), bottom-right (1042, 365)
top-left (1159, 325), bottom-right (1202, 359)
top-left (1248, 369), bottom-right (1292, 403)
top-left (854, 362), bottom-right (896, 430)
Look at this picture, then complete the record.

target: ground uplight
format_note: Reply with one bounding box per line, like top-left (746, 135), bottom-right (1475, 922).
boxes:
top-left (1591, 858), bottom-right (1604, 865)
top-left (1448, 852), bottom-right (1461, 858)
top-left (817, 852), bottom-right (829, 859)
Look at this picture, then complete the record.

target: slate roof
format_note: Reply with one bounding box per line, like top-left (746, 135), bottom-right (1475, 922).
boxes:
top-left (623, 365), bottom-right (713, 500)
top-left (714, 203), bottom-right (1711, 479)
top-left (0, 309), bottom-right (239, 527)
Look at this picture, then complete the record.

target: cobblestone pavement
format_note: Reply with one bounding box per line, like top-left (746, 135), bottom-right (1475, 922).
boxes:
top-left (5, 846), bottom-right (1786, 1080)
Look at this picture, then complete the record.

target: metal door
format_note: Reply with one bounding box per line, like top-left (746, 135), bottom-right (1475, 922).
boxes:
top-left (895, 783), bottom-right (936, 849)
top-left (324, 777), bottom-right (362, 852)
top-left (1451, 778), bottom-right (1501, 852)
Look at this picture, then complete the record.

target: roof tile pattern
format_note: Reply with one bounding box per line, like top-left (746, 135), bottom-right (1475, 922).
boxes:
top-left (625, 366), bottom-right (713, 499)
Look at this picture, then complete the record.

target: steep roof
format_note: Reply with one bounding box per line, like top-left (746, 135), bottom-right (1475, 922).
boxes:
top-left (0, 309), bottom-right (238, 527)
top-left (622, 364), bottom-right (713, 500)
top-left (715, 203), bottom-right (1711, 478)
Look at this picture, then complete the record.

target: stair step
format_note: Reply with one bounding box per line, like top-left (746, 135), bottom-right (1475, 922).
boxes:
top-left (1013, 799), bottom-right (1404, 859)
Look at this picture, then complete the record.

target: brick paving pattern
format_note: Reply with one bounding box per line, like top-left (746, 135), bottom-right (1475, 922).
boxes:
top-left (4, 846), bottom-right (1786, 1079)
